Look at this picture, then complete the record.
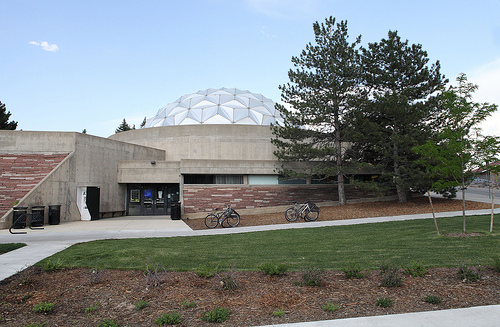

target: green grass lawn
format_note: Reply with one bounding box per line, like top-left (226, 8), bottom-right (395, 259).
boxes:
top-left (0, 243), bottom-right (26, 255)
top-left (41, 214), bottom-right (499, 271)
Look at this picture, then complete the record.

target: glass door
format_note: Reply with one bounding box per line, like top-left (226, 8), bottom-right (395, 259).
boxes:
top-left (127, 184), bottom-right (179, 216)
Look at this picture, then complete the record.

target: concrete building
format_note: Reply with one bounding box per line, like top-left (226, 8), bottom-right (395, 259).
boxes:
top-left (0, 88), bottom-right (379, 229)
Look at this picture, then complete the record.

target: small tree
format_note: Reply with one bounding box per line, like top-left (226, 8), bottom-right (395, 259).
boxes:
top-left (271, 17), bottom-right (361, 205)
top-left (414, 73), bottom-right (498, 233)
top-left (115, 118), bottom-right (134, 133)
top-left (0, 101), bottom-right (18, 130)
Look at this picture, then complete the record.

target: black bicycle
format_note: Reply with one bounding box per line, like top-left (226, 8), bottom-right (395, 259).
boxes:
top-left (285, 200), bottom-right (319, 222)
top-left (205, 205), bottom-right (240, 228)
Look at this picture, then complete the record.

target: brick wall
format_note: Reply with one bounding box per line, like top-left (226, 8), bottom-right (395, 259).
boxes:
top-left (183, 184), bottom-right (381, 213)
top-left (0, 154), bottom-right (69, 218)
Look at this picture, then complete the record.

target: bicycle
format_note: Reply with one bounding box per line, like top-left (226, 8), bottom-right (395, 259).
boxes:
top-left (285, 200), bottom-right (319, 222)
top-left (204, 205), bottom-right (240, 228)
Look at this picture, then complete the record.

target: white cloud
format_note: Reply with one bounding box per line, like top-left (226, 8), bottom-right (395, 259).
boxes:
top-left (246, 0), bottom-right (317, 18)
top-left (467, 58), bottom-right (500, 137)
top-left (29, 41), bottom-right (59, 52)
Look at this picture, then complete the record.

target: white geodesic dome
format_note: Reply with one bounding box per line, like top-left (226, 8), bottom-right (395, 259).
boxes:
top-left (145, 88), bottom-right (283, 127)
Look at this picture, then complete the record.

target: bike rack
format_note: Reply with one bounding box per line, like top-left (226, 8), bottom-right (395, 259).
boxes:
top-left (9, 213), bottom-right (45, 234)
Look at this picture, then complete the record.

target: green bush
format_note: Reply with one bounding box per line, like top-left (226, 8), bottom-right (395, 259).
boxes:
top-left (181, 300), bottom-right (196, 308)
top-left (21, 293), bottom-right (32, 302)
top-left (300, 266), bottom-right (324, 287)
top-left (424, 295), bottom-right (442, 304)
top-left (322, 303), bottom-right (340, 313)
top-left (25, 323), bottom-right (45, 327)
top-left (380, 263), bottom-right (402, 287)
top-left (84, 303), bottom-right (100, 315)
top-left (195, 263), bottom-right (220, 278)
top-left (272, 308), bottom-right (285, 317)
top-left (32, 302), bottom-right (54, 313)
top-left (42, 260), bottom-right (63, 272)
top-left (134, 300), bottom-right (149, 310)
top-left (201, 307), bottom-right (231, 323)
top-left (342, 263), bottom-right (366, 279)
top-left (375, 297), bottom-right (393, 308)
top-left (457, 264), bottom-right (482, 283)
top-left (404, 261), bottom-right (427, 277)
top-left (155, 312), bottom-right (182, 325)
top-left (98, 319), bottom-right (119, 327)
top-left (259, 262), bottom-right (289, 276)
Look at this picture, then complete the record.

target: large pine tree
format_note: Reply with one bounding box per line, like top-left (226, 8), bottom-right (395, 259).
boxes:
top-left (271, 17), bottom-right (361, 205)
top-left (0, 101), bottom-right (18, 130)
top-left (349, 31), bottom-right (447, 203)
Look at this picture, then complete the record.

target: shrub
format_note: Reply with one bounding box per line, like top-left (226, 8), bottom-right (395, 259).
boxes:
top-left (155, 312), bottom-right (182, 325)
top-left (375, 297), bottom-right (393, 308)
top-left (98, 319), bottom-right (119, 327)
top-left (457, 263), bottom-right (482, 283)
top-left (85, 266), bottom-right (108, 285)
top-left (144, 261), bottom-right (166, 287)
top-left (424, 295), bottom-right (442, 304)
top-left (42, 259), bottom-right (63, 272)
top-left (322, 303), bottom-right (340, 313)
top-left (404, 261), bottom-right (427, 277)
top-left (181, 300), bottom-right (196, 308)
top-left (300, 266), bottom-right (324, 287)
top-left (21, 293), bottom-right (32, 302)
top-left (217, 268), bottom-right (239, 293)
top-left (380, 264), bottom-right (402, 287)
top-left (84, 303), bottom-right (100, 315)
top-left (342, 263), bottom-right (366, 279)
top-left (201, 307), bottom-right (231, 323)
top-left (272, 308), bottom-right (285, 317)
top-left (134, 300), bottom-right (149, 310)
top-left (32, 302), bottom-right (54, 313)
top-left (259, 262), bottom-right (289, 276)
top-left (25, 323), bottom-right (45, 327)
top-left (195, 263), bottom-right (220, 278)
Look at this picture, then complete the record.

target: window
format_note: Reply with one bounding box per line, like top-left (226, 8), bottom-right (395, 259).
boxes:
top-left (184, 174), bottom-right (244, 184)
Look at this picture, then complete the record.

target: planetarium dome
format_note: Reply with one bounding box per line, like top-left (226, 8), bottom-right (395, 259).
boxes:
top-left (145, 88), bottom-right (283, 127)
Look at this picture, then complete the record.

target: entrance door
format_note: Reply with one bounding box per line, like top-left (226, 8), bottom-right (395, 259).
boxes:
top-left (86, 186), bottom-right (100, 221)
top-left (127, 184), bottom-right (179, 216)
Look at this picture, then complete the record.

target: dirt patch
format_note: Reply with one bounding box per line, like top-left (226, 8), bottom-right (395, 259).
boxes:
top-left (1, 267), bottom-right (499, 326)
top-left (184, 196), bottom-right (499, 230)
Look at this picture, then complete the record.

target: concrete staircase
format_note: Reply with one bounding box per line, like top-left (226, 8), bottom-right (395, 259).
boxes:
top-left (0, 153), bottom-right (69, 218)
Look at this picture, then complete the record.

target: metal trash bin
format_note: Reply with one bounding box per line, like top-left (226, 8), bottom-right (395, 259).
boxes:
top-left (171, 202), bottom-right (181, 220)
top-left (12, 206), bottom-right (28, 229)
top-left (31, 206), bottom-right (45, 227)
top-left (48, 205), bottom-right (61, 225)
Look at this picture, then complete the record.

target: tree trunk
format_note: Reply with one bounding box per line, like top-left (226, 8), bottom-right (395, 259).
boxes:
top-left (462, 187), bottom-right (466, 233)
top-left (393, 143), bottom-right (407, 203)
top-left (335, 110), bottom-right (346, 206)
top-left (427, 190), bottom-right (439, 236)
top-left (491, 181), bottom-right (496, 233)
top-left (338, 173), bottom-right (346, 205)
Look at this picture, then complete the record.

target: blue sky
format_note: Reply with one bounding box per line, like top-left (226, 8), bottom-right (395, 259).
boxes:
top-left (1, 0), bottom-right (499, 137)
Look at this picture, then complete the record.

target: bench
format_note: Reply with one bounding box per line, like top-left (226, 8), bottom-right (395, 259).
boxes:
top-left (99, 210), bottom-right (126, 219)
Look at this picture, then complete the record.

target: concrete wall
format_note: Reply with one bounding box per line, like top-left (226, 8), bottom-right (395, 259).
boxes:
top-left (108, 124), bottom-right (278, 161)
top-left (118, 160), bottom-right (180, 183)
top-left (0, 131), bottom-right (166, 228)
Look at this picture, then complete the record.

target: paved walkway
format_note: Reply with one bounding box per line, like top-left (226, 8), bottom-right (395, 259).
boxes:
top-left (1, 204), bottom-right (499, 326)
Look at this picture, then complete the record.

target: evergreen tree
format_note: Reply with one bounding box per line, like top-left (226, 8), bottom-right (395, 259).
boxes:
top-left (271, 17), bottom-right (361, 205)
top-left (349, 31), bottom-right (447, 203)
top-left (0, 101), bottom-right (18, 130)
top-left (115, 118), bottom-right (133, 133)
top-left (140, 117), bottom-right (147, 128)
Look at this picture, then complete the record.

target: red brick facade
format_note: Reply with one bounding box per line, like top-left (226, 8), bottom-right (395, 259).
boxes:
top-left (183, 184), bottom-right (381, 213)
top-left (0, 154), bottom-right (69, 218)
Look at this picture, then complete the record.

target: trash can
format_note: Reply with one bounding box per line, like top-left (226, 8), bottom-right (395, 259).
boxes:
top-left (171, 202), bottom-right (181, 220)
top-left (31, 206), bottom-right (45, 227)
top-left (48, 205), bottom-right (61, 225)
top-left (12, 206), bottom-right (28, 229)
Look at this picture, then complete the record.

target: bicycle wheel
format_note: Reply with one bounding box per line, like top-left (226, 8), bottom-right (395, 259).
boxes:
top-left (305, 206), bottom-right (319, 221)
top-left (204, 213), bottom-right (218, 228)
top-left (285, 207), bottom-right (299, 222)
top-left (226, 211), bottom-right (240, 227)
